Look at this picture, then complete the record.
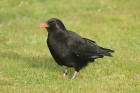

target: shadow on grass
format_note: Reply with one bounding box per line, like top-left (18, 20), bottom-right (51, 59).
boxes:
top-left (0, 51), bottom-right (64, 73)
top-left (0, 51), bottom-right (81, 79)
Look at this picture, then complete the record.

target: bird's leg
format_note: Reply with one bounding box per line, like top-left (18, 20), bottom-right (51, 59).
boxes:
top-left (63, 67), bottom-right (68, 78)
top-left (71, 71), bottom-right (78, 80)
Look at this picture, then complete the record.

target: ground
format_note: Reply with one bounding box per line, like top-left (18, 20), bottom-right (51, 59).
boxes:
top-left (0, 0), bottom-right (140, 93)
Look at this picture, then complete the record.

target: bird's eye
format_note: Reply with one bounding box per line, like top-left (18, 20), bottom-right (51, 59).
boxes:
top-left (49, 21), bottom-right (55, 25)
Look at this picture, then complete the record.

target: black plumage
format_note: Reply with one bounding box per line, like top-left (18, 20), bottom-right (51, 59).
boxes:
top-left (37, 18), bottom-right (114, 80)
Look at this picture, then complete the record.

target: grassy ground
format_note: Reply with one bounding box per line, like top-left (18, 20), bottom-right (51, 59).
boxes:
top-left (0, 0), bottom-right (140, 93)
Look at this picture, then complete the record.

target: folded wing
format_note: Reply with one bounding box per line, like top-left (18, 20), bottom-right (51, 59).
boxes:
top-left (74, 38), bottom-right (114, 61)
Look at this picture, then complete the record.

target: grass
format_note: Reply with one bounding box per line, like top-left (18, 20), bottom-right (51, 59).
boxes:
top-left (0, 0), bottom-right (140, 93)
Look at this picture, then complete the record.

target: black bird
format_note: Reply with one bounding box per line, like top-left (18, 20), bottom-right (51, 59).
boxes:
top-left (37, 18), bottom-right (114, 80)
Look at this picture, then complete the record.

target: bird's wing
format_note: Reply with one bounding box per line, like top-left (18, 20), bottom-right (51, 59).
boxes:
top-left (74, 38), bottom-right (114, 59)
top-left (73, 38), bottom-right (104, 59)
top-left (66, 31), bottom-right (114, 59)
top-left (83, 38), bottom-right (114, 53)
top-left (66, 31), bottom-right (102, 59)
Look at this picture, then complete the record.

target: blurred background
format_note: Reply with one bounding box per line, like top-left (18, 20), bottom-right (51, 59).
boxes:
top-left (0, 0), bottom-right (140, 93)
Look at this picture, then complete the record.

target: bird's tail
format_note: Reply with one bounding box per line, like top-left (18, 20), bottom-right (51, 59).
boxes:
top-left (99, 47), bottom-right (115, 57)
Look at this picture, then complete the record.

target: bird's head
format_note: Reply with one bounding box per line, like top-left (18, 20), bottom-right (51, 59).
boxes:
top-left (37, 18), bottom-right (66, 31)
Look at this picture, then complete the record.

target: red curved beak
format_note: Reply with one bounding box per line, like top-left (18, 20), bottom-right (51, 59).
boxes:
top-left (37, 23), bottom-right (49, 28)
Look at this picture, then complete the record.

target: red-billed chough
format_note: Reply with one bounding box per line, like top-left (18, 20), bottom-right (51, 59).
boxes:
top-left (37, 18), bottom-right (114, 80)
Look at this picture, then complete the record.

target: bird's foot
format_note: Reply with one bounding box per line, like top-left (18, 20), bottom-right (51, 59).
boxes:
top-left (62, 74), bottom-right (67, 79)
top-left (62, 67), bottom-right (68, 79)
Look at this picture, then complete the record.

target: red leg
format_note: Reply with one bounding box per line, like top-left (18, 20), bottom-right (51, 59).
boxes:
top-left (71, 71), bottom-right (78, 80)
top-left (63, 67), bottom-right (68, 78)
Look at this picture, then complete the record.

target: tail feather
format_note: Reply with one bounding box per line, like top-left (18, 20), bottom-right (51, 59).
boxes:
top-left (99, 47), bottom-right (115, 57)
top-left (99, 46), bottom-right (115, 53)
top-left (101, 52), bottom-right (113, 57)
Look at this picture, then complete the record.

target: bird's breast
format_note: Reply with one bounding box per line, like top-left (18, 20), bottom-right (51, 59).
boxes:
top-left (47, 37), bottom-right (70, 58)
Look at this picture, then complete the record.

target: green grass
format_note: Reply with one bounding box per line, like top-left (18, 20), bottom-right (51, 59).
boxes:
top-left (0, 0), bottom-right (140, 93)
